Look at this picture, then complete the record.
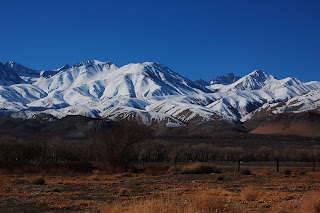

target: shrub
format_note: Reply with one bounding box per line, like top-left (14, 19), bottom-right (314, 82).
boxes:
top-left (240, 168), bottom-right (251, 175)
top-left (181, 163), bottom-right (221, 174)
top-left (167, 165), bottom-right (181, 174)
top-left (122, 173), bottom-right (132, 178)
top-left (32, 176), bottom-right (45, 185)
top-left (241, 185), bottom-right (259, 201)
top-left (216, 175), bottom-right (224, 181)
top-left (299, 170), bottom-right (307, 175)
top-left (190, 192), bottom-right (232, 212)
top-left (284, 169), bottom-right (292, 176)
top-left (143, 165), bottom-right (168, 176)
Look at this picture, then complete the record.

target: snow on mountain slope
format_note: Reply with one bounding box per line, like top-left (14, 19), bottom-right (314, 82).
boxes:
top-left (96, 62), bottom-right (209, 98)
top-left (39, 65), bottom-right (69, 79)
top-left (269, 88), bottom-right (320, 114)
top-left (241, 88), bottom-right (320, 122)
top-left (0, 60), bottom-right (319, 127)
top-left (205, 80), bottom-right (320, 120)
top-left (230, 70), bottom-right (276, 91)
top-left (100, 103), bottom-right (186, 125)
top-left (34, 60), bottom-right (118, 93)
top-left (146, 96), bottom-right (219, 122)
top-left (242, 89), bottom-right (320, 137)
top-left (206, 70), bottom-right (320, 94)
top-left (0, 84), bottom-right (47, 112)
top-left (206, 90), bottom-right (274, 120)
top-left (206, 70), bottom-right (277, 92)
top-left (32, 60), bottom-right (209, 108)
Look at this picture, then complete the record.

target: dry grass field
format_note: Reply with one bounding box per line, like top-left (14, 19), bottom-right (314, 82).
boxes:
top-left (1, 162), bottom-right (320, 213)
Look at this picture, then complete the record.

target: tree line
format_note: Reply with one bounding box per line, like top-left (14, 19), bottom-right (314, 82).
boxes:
top-left (1, 120), bottom-right (320, 171)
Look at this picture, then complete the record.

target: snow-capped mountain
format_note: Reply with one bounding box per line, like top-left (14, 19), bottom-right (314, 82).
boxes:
top-left (4, 61), bottom-right (40, 83)
top-left (227, 70), bottom-right (276, 91)
top-left (243, 88), bottom-right (320, 137)
top-left (40, 64), bottom-right (70, 79)
top-left (195, 73), bottom-right (240, 87)
top-left (35, 60), bottom-right (208, 99)
top-left (210, 73), bottom-right (240, 85)
top-left (0, 62), bottom-right (22, 86)
top-left (206, 70), bottom-right (276, 92)
top-left (243, 88), bottom-right (320, 122)
top-left (0, 60), bottom-right (319, 128)
top-left (206, 70), bottom-right (319, 95)
top-left (194, 79), bottom-right (210, 87)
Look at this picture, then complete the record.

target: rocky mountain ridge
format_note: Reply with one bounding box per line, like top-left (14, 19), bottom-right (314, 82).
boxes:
top-left (0, 60), bottom-right (319, 137)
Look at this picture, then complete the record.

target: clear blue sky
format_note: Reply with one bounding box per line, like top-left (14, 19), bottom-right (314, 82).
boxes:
top-left (0, 0), bottom-right (319, 82)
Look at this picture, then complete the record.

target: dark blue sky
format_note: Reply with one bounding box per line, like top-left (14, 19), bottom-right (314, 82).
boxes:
top-left (1, 0), bottom-right (319, 82)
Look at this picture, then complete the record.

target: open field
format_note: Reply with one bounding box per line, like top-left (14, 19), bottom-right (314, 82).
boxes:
top-left (1, 162), bottom-right (320, 213)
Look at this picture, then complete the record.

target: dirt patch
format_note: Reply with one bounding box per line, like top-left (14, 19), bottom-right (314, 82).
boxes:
top-left (251, 122), bottom-right (320, 137)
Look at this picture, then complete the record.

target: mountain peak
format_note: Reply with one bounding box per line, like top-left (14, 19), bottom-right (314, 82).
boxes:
top-left (246, 70), bottom-right (275, 81)
top-left (195, 79), bottom-right (210, 87)
top-left (5, 61), bottom-right (27, 70)
top-left (56, 64), bottom-right (70, 72)
top-left (227, 70), bottom-right (277, 91)
top-left (252, 69), bottom-right (263, 73)
top-left (3, 61), bottom-right (40, 83)
top-left (250, 69), bottom-right (266, 76)
top-left (0, 62), bottom-right (22, 85)
top-left (142, 61), bottom-right (160, 66)
top-left (73, 59), bottom-right (116, 68)
top-left (4, 61), bottom-right (39, 72)
top-left (226, 72), bottom-right (235, 78)
top-left (6, 61), bottom-right (18, 66)
top-left (210, 72), bottom-right (241, 85)
top-left (126, 62), bottom-right (161, 68)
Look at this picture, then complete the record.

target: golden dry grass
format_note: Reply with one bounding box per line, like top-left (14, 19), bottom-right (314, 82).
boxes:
top-left (102, 191), bottom-right (235, 213)
top-left (167, 165), bottom-right (181, 174)
top-left (2, 168), bottom-right (320, 212)
top-left (241, 185), bottom-right (259, 201)
top-left (300, 191), bottom-right (320, 213)
top-left (180, 162), bottom-right (219, 174)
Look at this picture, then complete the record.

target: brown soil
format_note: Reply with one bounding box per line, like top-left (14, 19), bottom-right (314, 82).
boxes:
top-left (1, 163), bottom-right (320, 212)
top-left (251, 122), bottom-right (320, 137)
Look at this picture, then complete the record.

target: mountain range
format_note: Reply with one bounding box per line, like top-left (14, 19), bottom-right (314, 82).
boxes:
top-left (0, 60), bottom-right (319, 137)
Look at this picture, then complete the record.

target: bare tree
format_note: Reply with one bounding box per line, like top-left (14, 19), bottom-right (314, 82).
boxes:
top-left (92, 119), bottom-right (151, 171)
top-left (256, 146), bottom-right (274, 162)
